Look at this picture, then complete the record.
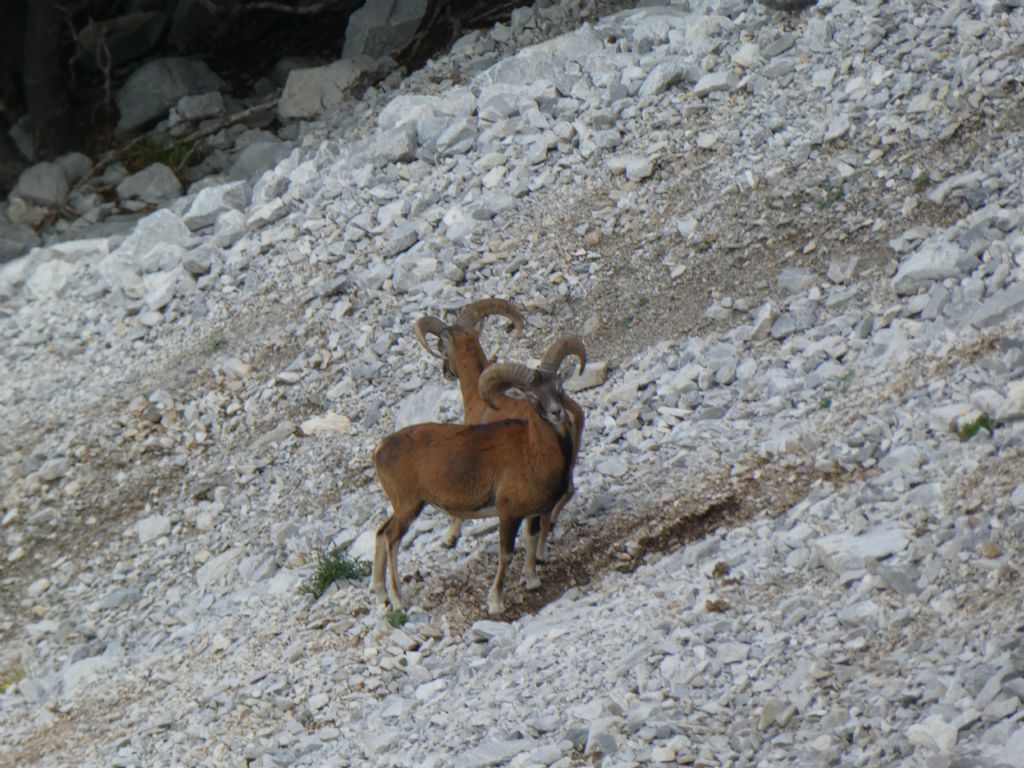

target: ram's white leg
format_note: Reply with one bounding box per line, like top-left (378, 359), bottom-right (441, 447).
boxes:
top-left (372, 521), bottom-right (390, 604)
top-left (537, 481), bottom-right (574, 563)
top-left (386, 536), bottom-right (405, 610)
top-left (523, 518), bottom-right (542, 592)
top-left (488, 517), bottom-right (521, 616)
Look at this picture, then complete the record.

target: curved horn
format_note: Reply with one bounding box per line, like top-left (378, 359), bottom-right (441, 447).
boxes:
top-left (413, 316), bottom-right (448, 359)
top-left (538, 335), bottom-right (587, 377)
top-left (478, 362), bottom-right (536, 409)
top-left (454, 298), bottom-right (525, 334)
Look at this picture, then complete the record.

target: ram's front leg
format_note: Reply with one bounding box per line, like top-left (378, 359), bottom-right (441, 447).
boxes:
top-left (488, 516), bottom-right (522, 616)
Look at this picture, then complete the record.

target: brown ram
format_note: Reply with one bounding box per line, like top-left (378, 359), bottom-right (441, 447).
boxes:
top-left (414, 300), bottom-right (585, 560)
top-left (372, 336), bottom-right (585, 616)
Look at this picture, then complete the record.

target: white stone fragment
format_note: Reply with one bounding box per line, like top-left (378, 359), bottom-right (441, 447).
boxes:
top-left (907, 715), bottom-right (958, 751)
top-left (891, 241), bottom-right (975, 295)
top-left (137, 514), bottom-right (170, 544)
top-left (300, 413), bottom-right (352, 435)
top-left (183, 181), bottom-right (250, 230)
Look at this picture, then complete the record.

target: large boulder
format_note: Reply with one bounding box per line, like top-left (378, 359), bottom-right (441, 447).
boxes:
top-left (183, 181), bottom-right (250, 230)
top-left (278, 59), bottom-right (373, 120)
top-left (116, 58), bottom-right (223, 133)
top-left (229, 142), bottom-right (290, 182)
top-left (11, 162), bottom-right (69, 207)
top-left (54, 153), bottom-right (93, 186)
top-left (76, 12), bottom-right (167, 70)
top-left (0, 209), bottom-right (41, 263)
top-left (7, 162), bottom-right (70, 228)
top-left (116, 163), bottom-right (183, 205)
top-left (891, 241), bottom-right (977, 295)
top-left (342, 0), bottom-right (428, 60)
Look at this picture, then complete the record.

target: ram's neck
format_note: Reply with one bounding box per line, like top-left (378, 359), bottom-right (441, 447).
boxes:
top-left (451, 346), bottom-right (490, 421)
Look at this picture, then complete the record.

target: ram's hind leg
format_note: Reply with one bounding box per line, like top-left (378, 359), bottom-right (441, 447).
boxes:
top-left (372, 515), bottom-right (393, 604)
top-left (537, 480), bottom-right (574, 564)
top-left (523, 515), bottom-right (542, 592)
top-left (488, 516), bottom-right (522, 615)
top-left (442, 519), bottom-right (462, 548)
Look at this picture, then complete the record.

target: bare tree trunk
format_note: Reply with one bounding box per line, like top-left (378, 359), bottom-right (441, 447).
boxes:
top-left (23, 0), bottom-right (78, 158)
top-left (0, 131), bottom-right (25, 193)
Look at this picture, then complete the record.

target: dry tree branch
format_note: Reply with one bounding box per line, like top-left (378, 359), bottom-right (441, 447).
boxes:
top-left (195, 0), bottom-right (350, 15)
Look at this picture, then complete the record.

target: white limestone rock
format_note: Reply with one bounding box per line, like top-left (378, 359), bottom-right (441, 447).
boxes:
top-left (137, 514), bottom-right (170, 544)
top-left (279, 59), bottom-right (372, 120)
top-left (25, 259), bottom-right (81, 300)
top-left (891, 241), bottom-right (976, 295)
top-left (183, 181), bottom-right (250, 230)
top-left (116, 163), bottom-right (182, 204)
top-left (11, 162), bottom-right (70, 207)
top-left (116, 57), bottom-right (223, 133)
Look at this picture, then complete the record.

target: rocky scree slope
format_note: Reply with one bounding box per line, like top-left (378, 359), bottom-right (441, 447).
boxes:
top-left (3, 0), bottom-right (1024, 766)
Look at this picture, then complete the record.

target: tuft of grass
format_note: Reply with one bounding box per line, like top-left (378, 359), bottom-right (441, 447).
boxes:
top-left (385, 610), bottom-right (408, 628)
top-left (203, 334), bottom-right (226, 356)
top-left (820, 371), bottom-right (853, 410)
top-left (833, 370), bottom-right (854, 394)
top-left (123, 135), bottom-right (206, 180)
top-left (0, 665), bottom-right (25, 694)
top-left (299, 547), bottom-right (372, 600)
top-left (818, 185), bottom-right (845, 208)
top-left (958, 414), bottom-right (994, 442)
top-left (912, 173), bottom-right (929, 193)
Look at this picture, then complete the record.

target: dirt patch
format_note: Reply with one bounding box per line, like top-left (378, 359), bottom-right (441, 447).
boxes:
top-left (495, 94), bottom-right (1024, 369)
top-left (422, 455), bottom-right (833, 633)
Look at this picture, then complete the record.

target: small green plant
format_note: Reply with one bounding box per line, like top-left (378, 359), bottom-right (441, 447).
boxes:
top-left (911, 173), bottom-right (929, 193)
top-left (203, 334), bottom-right (226, 356)
top-left (818, 372), bottom-right (853, 410)
top-left (123, 135), bottom-right (205, 180)
top-left (957, 414), bottom-right (994, 442)
top-left (637, 295), bottom-right (649, 308)
top-left (818, 185), bottom-right (845, 209)
top-left (299, 547), bottom-right (372, 600)
top-left (833, 370), bottom-right (854, 395)
top-left (385, 610), bottom-right (408, 628)
top-left (0, 665), bottom-right (25, 694)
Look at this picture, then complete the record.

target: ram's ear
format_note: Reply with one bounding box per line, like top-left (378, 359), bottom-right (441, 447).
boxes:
top-left (502, 387), bottom-right (526, 400)
top-left (439, 329), bottom-right (454, 353)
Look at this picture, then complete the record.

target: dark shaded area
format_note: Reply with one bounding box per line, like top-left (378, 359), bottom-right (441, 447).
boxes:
top-left (758, 0), bottom-right (817, 10)
top-left (0, 0), bottom-right (538, 196)
top-left (399, 0), bottom-right (530, 70)
top-left (424, 458), bottom-right (827, 632)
